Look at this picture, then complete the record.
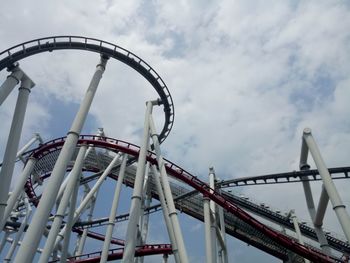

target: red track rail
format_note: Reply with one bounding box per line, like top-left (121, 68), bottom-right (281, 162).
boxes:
top-left (25, 135), bottom-right (343, 263)
top-left (49, 244), bottom-right (172, 263)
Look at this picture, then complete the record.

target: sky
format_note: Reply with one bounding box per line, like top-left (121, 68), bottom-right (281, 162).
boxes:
top-left (1, 0), bottom-right (350, 262)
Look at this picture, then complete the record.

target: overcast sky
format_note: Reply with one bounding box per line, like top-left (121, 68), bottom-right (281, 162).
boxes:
top-left (1, 1), bottom-right (350, 262)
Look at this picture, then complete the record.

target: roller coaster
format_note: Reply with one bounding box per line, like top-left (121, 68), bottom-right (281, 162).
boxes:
top-left (0, 36), bottom-right (349, 263)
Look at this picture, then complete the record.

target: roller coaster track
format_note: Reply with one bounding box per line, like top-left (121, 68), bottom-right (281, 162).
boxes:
top-left (218, 167), bottom-right (350, 187)
top-left (22, 135), bottom-right (346, 263)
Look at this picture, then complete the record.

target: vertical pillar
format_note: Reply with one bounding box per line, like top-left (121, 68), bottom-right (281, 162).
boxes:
top-left (14, 55), bottom-right (108, 263)
top-left (151, 165), bottom-right (180, 263)
top-left (149, 113), bottom-right (189, 263)
top-left (0, 76), bottom-right (35, 225)
top-left (303, 128), bottom-right (350, 242)
top-left (0, 65), bottom-right (24, 106)
top-left (53, 152), bottom-right (121, 249)
top-left (122, 101), bottom-right (153, 263)
top-left (4, 196), bottom-right (32, 262)
top-left (209, 168), bottom-right (217, 263)
top-left (204, 195), bottom-right (214, 263)
top-left (300, 135), bottom-right (331, 254)
top-left (100, 154), bottom-right (128, 263)
top-left (0, 157), bottom-right (36, 230)
top-left (74, 185), bottom-right (95, 256)
top-left (218, 204), bottom-right (229, 263)
top-left (38, 145), bottom-right (87, 263)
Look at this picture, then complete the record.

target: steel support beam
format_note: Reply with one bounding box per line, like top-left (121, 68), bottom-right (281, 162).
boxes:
top-left (303, 128), bottom-right (350, 242)
top-left (122, 101), bottom-right (152, 263)
top-left (0, 157), bottom-right (36, 230)
top-left (100, 154), bottom-right (128, 263)
top-left (314, 185), bottom-right (329, 227)
top-left (0, 65), bottom-right (24, 106)
top-left (13, 55), bottom-right (108, 263)
top-left (0, 76), bottom-right (34, 226)
top-left (149, 113), bottom-right (189, 263)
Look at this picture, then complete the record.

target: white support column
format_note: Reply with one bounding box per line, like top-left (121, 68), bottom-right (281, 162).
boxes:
top-left (38, 145), bottom-right (87, 263)
top-left (303, 128), bottom-right (350, 242)
top-left (300, 135), bottom-right (331, 254)
top-left (16, 133), bottom-right (43, 162)
top-left (100, 154), bottom-right (128, 263)
top-left (217, 196), bottom-right (228, 263)
top-left (314, 185), bottom-right (329, 227)
top-left (4, 196), bottom-right (32, 262)
top-left (0, 76), bottom-right (35, 226)
top-left (54, 152), bottom-right (121, 249)
top-left (0, 65), bottom-right (24, 106)
top-left (60, 171), bottom-right (80, 263)
top-left (122, 101), bottom-right (153, 263)
top-left (0, 157), bottom-right (36, 230)
top-left (204, 196), bottom-right (214, 263)
top-left (149, 113), bottom-right (189, 263)
top-left (14, 55), bottom-right (108, 263)
top-left (209, 168), bottom-right (217, 263)
top-left (151, 165), bottom-right (180, 263)
top-left (74, 185), bottom-right (95, 256)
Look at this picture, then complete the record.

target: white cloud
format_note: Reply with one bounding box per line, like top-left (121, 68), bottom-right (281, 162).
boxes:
top-left (1, 0), bottom-right (350, 261)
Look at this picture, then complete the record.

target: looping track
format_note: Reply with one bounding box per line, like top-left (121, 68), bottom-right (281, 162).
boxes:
top-left (23, 135), bottom-right (344, 263)
top-left (0, 36), bottom-right (174, 143)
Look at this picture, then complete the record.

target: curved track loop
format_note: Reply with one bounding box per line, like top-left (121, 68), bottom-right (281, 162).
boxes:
top-left (0, 36), bottom-right (174, 143)
top-left (49, 244), bottom-right (172, 263)
top-left (23, 135), bottom-right (343, 263)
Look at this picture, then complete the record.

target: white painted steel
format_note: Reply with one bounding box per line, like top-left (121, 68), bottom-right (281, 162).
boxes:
top-left (314, 185), bottom-right (329, 227)
top-left (13, 56), bottom-right (108, 263)
top-left (54, 152), bottom-right (121, 249)
top-left (151, 165), bottom-right (180, 263)
top-left (4, 196), bottom-right (32, 262)
top-left (122, 101), bottom-right (152, 263)
top-left (303, 128), bottom-right (350, 242)
top-left (204, 196), bottom-right (214, 263)
top-left (39, 145), bottom-right (88, 263)
top-left (0, 157), bottom-right (36, 230)
top-left (209, 168), bottom-right (217, 263)
top-left (0, 66), bottom-right (24, 106)
top-left (0, 77), bottom-right (34, 227)
top-left (100, 154), bottom-right (128, 263)
top-left (149, 114), bottom-right (189, 263)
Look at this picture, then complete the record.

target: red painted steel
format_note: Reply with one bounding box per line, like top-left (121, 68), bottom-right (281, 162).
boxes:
top-left (24, 135), bottom-right (343, 263)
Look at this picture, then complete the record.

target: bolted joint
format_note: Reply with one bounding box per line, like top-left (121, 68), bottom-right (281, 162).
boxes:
top-left (149, 98), bottom-right (162, 106)
top-left (299, 163), bottom-right (310, 171)
top-left (209, 166), bottom-right (215, 175)
top-left (97, 55), bottom-right (109, 70)
top-left (20, 75), bottom-right (35, 90)
top-left (303, 127), bottom-right (312, 135)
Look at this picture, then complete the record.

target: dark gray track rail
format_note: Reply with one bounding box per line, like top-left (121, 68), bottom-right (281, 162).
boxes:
top-left (0, 36), bottom-right (174, 143)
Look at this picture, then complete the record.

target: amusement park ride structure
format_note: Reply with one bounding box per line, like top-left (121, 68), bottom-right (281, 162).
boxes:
top-left (0, 36), bottom-right (349, 263)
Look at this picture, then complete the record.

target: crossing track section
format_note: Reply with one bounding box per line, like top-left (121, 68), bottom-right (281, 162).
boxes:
top-left (22, 135), bottom-right (346, 263)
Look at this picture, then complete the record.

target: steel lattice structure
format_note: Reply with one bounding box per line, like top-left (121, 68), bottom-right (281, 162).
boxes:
top-left (0, 36), bottom-right (349, 263)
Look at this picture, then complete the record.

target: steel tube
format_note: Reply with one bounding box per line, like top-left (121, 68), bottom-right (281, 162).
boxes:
top-left (303, 128), bottom-right (350, 242)
top-left (74, 185), bottom-right (96, 256)
top-left (4, 197), bottom-right (31, 262)
top-left (314, 185), bottom-right (329, 227)
top-left (149, 114), bottom-right (189, 263)
top-left (0, 66), bottom-right (23, 106)
top-left (122, 101), bottom-right (152, 263)
top-left (300, 135), bottom-right (331, 254)
top-left (14, 56), bottom-right (108, 263)
top-left (218, 204), bottom-right (228, 263)
top-left (204, 196), bottom-right (214, 263)
top-left (100, 154), bottom-right (128, 263)
top-left (209, 168), bottom-right (217, 263)
top-left (151, 165), bottom-right (180, 263)
top-left (54, 152), bottom-right (121, 249)
top-left (0, 157), bottom-right (36, 230)
top-left (0, 77), bottom-right (34, 226)
top-left (39, 145), bottom-right (87, 263)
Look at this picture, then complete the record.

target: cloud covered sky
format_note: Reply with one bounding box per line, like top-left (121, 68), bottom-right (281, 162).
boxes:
top-left (1, 0), bottom-right (350, 262)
